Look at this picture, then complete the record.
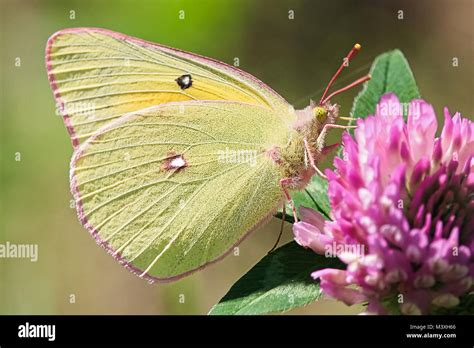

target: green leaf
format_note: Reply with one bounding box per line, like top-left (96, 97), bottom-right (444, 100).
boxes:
top-left (291, 175), bottom-right (331, 219)
top-left (209, 241), bottom-right (344, 315)
top-left (351, 49), bottom-right (420, 120)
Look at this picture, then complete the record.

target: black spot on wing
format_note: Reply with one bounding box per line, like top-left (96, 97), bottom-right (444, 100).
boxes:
top-left (176, 74), bottom-right (193, 90)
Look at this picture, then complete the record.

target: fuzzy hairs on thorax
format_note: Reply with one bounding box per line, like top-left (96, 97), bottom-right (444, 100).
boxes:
top-left (270, 101), bottom-right (340, 189)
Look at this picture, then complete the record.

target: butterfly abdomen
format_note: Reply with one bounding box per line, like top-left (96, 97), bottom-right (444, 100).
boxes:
top-left (267, 131), bottom-right (315, 190)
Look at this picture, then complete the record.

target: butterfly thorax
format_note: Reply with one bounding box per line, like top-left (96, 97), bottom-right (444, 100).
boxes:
top-left (267, 102), bottom-right (339, 190)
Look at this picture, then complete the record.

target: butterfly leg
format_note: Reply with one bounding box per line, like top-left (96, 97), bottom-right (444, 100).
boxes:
top-left (321, 142), bottom-right (340, 156)
top-left (268, 203), bottom-right (286, 254)
top-left (303, 138), bottom-right (328, 179)
top-left (317, 124), bottom-right (357, 145)
top-left (279, 178), bottom-right (298, 223)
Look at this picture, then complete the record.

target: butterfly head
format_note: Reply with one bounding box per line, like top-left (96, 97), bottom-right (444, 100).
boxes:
top-left (313, 106), bottom-right (328, 122)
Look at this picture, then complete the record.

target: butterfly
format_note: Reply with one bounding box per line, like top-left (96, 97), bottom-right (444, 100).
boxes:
top-left (45, 28), bottom-right (369, 282)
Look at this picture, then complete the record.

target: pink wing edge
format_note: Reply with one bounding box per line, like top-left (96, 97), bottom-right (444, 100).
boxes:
top-left (69, 102), bottom-right (285, 283)
top-left (45, 27), bottom-right (288, 150)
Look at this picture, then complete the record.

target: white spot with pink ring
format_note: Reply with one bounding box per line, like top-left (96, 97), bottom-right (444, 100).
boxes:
top-left (170, 156), bottom-right (186, 169)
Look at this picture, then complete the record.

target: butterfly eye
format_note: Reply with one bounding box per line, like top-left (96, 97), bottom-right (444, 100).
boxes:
top-left (175, 74), bottom-right (193, 90)
top-left (313, 106), bottom-right (327, 121)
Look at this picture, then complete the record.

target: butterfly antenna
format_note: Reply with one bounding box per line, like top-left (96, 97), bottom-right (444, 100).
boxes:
top-left (321, 74), bottom-right (371, 105)
top-left (318, 43), bottom-right (361, 105)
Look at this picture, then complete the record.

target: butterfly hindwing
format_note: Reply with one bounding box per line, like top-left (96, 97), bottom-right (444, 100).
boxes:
top-left (71, 101), bottom-right (291, 281)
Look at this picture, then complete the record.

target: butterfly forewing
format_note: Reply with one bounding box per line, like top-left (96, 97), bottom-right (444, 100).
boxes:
top-left (46, 28), bottom-right (292, 147)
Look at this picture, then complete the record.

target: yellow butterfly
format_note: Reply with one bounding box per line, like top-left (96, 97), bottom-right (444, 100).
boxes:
top-left (46, 28), bottom-right (369, 282)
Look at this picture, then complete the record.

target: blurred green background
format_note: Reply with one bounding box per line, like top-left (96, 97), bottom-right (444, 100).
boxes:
top-left (0, 0), bottom-right (472, 314)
